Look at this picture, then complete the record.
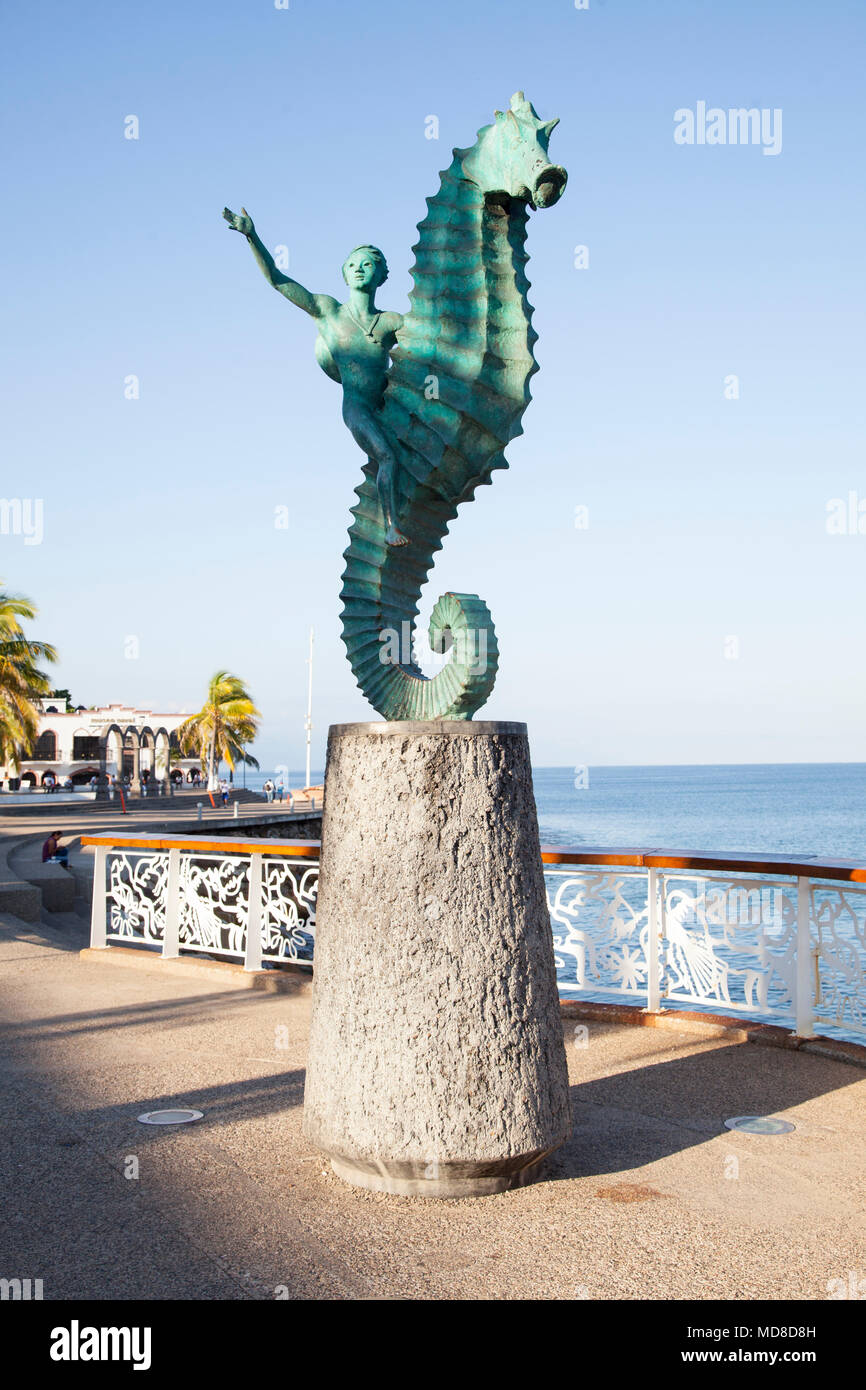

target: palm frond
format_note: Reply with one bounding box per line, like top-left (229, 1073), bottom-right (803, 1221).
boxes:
top-left (0, 584), bottom-right (57, 771)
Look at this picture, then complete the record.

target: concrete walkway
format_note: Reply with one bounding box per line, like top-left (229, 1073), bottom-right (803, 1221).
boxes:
top-left (0, 789), bottom-right (318, 838)
top-left (1, 913), bottom-right (864, 1301)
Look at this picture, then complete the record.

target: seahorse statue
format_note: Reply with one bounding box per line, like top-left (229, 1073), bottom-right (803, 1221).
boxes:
top-left (224, 92), bottom-right (565, 719)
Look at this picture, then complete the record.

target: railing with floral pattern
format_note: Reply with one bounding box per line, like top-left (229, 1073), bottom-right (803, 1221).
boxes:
top-left (83, 836), bottom-right (866, 1042)
top-left (84, 834), bottom-right (318, 969)
top-left (543, 847), bottom-right (866, 1043)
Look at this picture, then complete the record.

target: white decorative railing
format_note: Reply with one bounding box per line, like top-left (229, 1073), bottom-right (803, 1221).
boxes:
top-left (83, 836), bottom-right (866, 1044)
top-left (85, 835), bottom-right (318, 970)
top-left (544, 849), bottom-right (866, 1043)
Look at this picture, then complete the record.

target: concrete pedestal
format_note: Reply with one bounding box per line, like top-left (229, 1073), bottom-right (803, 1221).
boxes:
top-left (302, 721), bottom-right (571, 1198)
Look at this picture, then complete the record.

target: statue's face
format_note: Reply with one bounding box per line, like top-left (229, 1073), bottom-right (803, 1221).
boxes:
top-left (342, 249), bottom-right (386, 290)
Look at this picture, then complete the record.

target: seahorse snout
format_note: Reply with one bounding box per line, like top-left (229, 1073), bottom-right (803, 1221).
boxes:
top-left (532, 164), bottom-right (567, 209)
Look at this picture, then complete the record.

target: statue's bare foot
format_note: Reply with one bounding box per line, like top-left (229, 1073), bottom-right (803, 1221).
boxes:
top-left (385, 525), bottom-right (410, 547)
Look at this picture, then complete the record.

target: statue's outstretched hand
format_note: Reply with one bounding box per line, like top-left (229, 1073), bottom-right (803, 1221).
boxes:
top-left (223, 206), bottom-right (254, 237)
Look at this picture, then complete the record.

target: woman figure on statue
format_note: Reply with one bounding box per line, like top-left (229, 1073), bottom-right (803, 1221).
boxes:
top-left (223, 208), bottom-right (408, 546)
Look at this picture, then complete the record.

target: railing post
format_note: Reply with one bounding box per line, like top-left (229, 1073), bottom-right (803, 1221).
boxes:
top-left (245, 852), bottom-right (263, 972)
top-left (89, 843), bottom-right (109, 949)
top-left (795, 874), bottom-right (816, 1038)
top-left (646, 866), bottom-right (661, 1013)
top-left (162, 848), bottom-right (181, 959)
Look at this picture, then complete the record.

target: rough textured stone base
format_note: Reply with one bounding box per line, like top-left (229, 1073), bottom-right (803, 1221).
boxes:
top-left (330, 1150), bottom-right (556, 1198)
top-left (303, 721), bottom-right (571, 1198)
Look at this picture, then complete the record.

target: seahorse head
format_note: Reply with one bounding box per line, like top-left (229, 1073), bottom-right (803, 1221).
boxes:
top-left (459, 91), bottom-right (567, 210)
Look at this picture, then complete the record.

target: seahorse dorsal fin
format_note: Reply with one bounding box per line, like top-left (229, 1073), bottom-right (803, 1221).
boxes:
top-left (510, 90), bottom-right (541, 123)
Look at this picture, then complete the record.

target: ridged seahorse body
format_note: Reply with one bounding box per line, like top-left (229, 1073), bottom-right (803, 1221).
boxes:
top-left (340, 95), bottom-right (566, 720)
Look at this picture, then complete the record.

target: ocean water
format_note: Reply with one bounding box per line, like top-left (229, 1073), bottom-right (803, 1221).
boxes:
top-left (248, 761), bottom-right (866, 861)
top-left (531, 763), bottom-right (866, 862)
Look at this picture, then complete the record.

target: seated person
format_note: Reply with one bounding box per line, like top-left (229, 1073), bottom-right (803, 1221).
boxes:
top-left (42, 831), bottom-right (69, 868)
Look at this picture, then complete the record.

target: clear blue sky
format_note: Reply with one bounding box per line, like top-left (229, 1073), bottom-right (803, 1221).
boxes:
top-left (1, 0), bottom-right (864, 770)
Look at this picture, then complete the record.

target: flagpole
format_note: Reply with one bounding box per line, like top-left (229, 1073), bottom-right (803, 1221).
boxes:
top-left (305, 627), bottom-right (314, 789)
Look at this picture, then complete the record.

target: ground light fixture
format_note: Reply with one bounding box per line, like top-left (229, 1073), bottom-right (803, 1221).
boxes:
top-left (724, 1115), bottom-right (796, 1135)
top-left (137, 1109), bottom-right (204, 1125)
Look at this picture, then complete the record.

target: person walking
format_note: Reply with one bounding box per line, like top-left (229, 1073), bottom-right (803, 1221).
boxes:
top-left (264, 778), bottom-right (274, 803)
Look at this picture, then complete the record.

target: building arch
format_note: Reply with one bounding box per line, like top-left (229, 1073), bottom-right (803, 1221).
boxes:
top-left (31, 730), bottom-right (57, 761)
top-left (154, 728), bottom-right (171, 786)
top-left (121, 727), bottom-right (142, 791)
top-left (139, 727), bottom-right (157, 787)
top-left (71, 765), bottom-right (100, 787)
top-left (96, 724), bottom-right (124, 796)
top-left (71, 728), bottom-right (100, 763)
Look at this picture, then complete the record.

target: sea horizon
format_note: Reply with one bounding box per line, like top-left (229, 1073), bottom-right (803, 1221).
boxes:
top-left (237, 761), bottom-right (866, 861)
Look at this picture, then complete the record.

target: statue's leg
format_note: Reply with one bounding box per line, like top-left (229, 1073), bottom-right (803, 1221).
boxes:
top-left (343, 402), bottom-right (409, 546)
top-left (375, 456), bottom-right (410, 548)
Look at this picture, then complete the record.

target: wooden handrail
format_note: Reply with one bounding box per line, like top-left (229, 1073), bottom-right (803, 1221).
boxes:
top-left (81, 833), bottom-right (320, 857)
top-left (80, 833), bottom-right (866, 882)
top-left (539, 845), bottom-right (866, 883)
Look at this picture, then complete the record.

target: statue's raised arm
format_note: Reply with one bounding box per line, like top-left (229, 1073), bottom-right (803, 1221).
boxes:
top-left (222, 206), bottom-right (336, 319)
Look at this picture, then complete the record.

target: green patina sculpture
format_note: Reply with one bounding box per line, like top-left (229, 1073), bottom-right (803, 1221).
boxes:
top-left (224, 91), bottom-right (565, 720)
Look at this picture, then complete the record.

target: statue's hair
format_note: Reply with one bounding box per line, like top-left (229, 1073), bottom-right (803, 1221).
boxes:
top-left (341, 245), bottom-right (389, 286)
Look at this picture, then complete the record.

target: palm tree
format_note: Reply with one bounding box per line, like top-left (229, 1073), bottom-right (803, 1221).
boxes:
top-left (0, 584), bottom-right (57, 777)
top-left (176, 671), bottom-right (261, 791)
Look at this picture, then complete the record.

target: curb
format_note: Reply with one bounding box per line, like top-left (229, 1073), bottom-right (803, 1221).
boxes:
top-left (559, 999), bottom-right (866, 1069)
top-left (78, 945), bottom-right (312, 994)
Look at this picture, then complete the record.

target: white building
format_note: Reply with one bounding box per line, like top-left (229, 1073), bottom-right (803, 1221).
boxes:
top-left (3, 701), bottom-right (202, 792)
